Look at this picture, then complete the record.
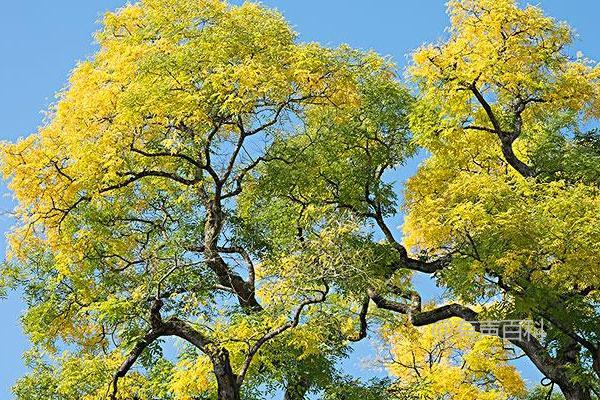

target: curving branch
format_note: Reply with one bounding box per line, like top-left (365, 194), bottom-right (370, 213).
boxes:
top-left (59, 167), bottom-right (204, 226)
top-left (130, 143), bottom-right (204, 170)
top-left (366, 287), bottom-right (588, 398)
top-left (110, 299), bottom-right (213, 400)
top-left (469, 84), bottom-right (534, 178)
top-left (367, 288), bottom-right (478, 326)
top-left (236, 282), bottom-right (330, 386)
top-left (114, 169), bottom-right (202, 188)
top-left (367, 203), bottom-right (449, 275)
top-left (348, 296), bottom-right (370, 342)
top-left (110, 329), bottom-right (163, 400)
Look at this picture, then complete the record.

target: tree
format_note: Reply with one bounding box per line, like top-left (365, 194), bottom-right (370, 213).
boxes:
top-left (247, 0), bottom-right (600, 399)
top-left (3, 0), bottom-right (600, 399)
top-left (404, 0), bottom-right (600, 398)
top-left (0, 1), bottom-right (398, 399)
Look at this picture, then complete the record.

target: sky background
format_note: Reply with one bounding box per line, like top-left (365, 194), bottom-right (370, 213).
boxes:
top-left (1, 0), bottom-right (599, 397)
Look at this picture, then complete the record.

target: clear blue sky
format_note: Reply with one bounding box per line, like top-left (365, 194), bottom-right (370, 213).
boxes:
top-left (1, 1), bottom-right (599, 397)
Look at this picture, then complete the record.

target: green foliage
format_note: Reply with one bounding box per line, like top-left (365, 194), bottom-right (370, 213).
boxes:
top-left (322, 376), bottom-right (392, 400)
top-left (2, 0), bottom-right (600, 399)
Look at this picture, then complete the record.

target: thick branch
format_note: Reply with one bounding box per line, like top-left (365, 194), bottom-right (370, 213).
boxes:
top-left (469, 84), bottom-right (502, 132)
top-left (110, 329), bottom-right (162, 400)
top-left (367, 288), bottom-right (583, 397)
top-left (201, 200), bottom-right (262, 312)
top-left (368, 202), bottom-right (449, 274)
top-left (110, 299), bottom-right (213, 399)
top-left (214, 245), bottom-right (256, 291)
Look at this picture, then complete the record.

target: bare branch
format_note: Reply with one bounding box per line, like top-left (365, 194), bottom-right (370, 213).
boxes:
top-left (348, 296), bottom-right (370, 342)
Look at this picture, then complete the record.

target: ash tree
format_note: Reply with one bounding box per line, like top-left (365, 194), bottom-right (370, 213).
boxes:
top-left (2, 1), bottom-right (600, 400)
top-left (0, 1), bottom-right (404, 399)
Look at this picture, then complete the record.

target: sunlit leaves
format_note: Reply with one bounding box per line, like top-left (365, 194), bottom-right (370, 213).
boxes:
top-left (0, 0), bottom-right (412, 398)
top-left (382, 318), bottom-right (526, 400)
top-left (404, 0), bottom-right (600, 392)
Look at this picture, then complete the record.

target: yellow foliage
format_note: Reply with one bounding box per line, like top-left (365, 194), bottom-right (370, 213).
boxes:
top-left (405, 0), bottom-right (600, 295)
top-left (170, 356), bottom-right (215, 399)
top-left (384, 318), bottom-right (526, 400)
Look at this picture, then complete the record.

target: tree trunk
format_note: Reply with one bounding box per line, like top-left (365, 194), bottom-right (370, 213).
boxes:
top-left (561, 386), bottom-right (591, 400)
top-left (215, 377), bottom-right (240, 400)
top-left (212, 349), bottom-right (241, 400)
top-left (514, 339), bottom-right (591, 400)
top-left (593, 349), bottom-right (600, 380)
top-left (553, 341), bottom-right (592, 400)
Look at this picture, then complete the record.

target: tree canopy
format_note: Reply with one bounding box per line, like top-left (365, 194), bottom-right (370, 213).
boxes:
top-left (1, 0), bottom-right (599, 400)
top-left (405, 0), bottom-right (600, 397)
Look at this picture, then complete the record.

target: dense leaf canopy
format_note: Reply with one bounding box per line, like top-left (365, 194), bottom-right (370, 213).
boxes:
top-left (1, 0), bottom-right (599, 399)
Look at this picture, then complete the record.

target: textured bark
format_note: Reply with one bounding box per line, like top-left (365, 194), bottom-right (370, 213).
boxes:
top-left (212, 349), bottom-right (241, 400)
top-left (561, 387), bottom-right (591, 400)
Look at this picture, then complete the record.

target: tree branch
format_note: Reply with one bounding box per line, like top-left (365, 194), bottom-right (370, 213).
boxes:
top-left (236, 282), bottom-right (329, 385)
top-left (110, 299), bottom-right (213, 400)
top-left (348, 296), bottom-right (370, 342)
top-left (469, 84), bottom-right (534, 178)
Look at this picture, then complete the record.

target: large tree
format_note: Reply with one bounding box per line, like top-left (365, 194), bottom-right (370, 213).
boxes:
top-left (405, 0), bottom-right (600, 398)
top-left (0, 1), bottom-right (402, 399)
top-left (3, 1), bottom-right (600, 400)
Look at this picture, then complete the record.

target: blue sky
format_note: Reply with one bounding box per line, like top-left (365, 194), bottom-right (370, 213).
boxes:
top-left (1, 0), bottom-right (599, 397)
